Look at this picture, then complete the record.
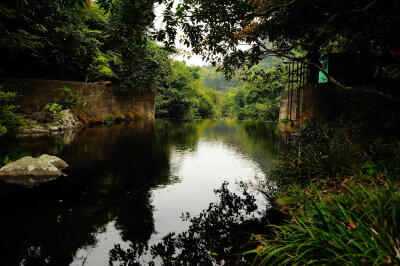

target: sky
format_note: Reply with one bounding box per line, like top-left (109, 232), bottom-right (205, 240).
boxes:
top-left (154, 3), bottom-right (209, 66)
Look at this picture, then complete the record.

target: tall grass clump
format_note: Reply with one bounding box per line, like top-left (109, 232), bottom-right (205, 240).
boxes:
top-left (247, 182), bottom-right (400, 265)
top-left (272, 122), bottom-right (400, 186)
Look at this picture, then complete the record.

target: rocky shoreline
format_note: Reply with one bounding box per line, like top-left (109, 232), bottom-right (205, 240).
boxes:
top-left (18, 109), bottom-right (81, 138)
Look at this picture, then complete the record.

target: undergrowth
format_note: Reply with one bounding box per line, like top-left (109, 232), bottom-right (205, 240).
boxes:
top-left (249, 121), bottom-right (400, 265)
top-left (272, 122), bottom-right (400, 186)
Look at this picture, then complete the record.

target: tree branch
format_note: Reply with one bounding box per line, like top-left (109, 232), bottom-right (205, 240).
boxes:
top-left (255, 39), bottom-right (396, 101)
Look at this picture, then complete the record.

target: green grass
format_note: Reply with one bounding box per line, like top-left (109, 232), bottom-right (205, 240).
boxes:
top-left (247, 182), bottom-right (400, 265)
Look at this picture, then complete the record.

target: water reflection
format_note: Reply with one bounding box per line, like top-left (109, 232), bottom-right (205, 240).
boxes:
top-left (0, 119), bottom-right (279, 265)
top-left (111, 182), bottom-right (285, 265)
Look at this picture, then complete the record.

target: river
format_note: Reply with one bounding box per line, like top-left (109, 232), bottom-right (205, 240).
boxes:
top-left (0, 119), bottom-right (280, 265)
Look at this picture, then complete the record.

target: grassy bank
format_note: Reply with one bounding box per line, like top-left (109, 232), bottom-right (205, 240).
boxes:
top-left (248, 121), bottom-right (400, 265)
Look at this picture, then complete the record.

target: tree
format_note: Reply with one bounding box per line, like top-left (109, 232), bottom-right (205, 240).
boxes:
top-left (221, 67), bottom-right (284, 121)
top-left (0, 0), bottom-right (170, 92)
top-left (200, 65), bottom-right (242, 92)
top-left (160, 0), bottom-right (400, 87)
top-left (156, 60), bottom-right (221, 119)
top-left (0, 0), bottom-right (104, 81)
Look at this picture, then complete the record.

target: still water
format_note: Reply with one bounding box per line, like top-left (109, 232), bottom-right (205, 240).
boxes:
top-left (0, 119), bottom-right (280, 265)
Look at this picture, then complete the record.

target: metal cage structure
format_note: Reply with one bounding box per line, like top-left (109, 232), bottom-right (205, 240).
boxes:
top-left (281, 61), bottom-right (311, 122)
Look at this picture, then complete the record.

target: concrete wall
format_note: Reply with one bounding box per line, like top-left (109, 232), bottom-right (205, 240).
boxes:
top-left (279, 84), bottom-right (339, 137)
top-left (0, 78), bottom-right (155, 123)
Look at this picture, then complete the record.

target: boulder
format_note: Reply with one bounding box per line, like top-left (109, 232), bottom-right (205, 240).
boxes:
top-left (0, 155), bottom-right (68, 186)
top-left (37, 154), bottom-right (68, 170)
top-left (48, 109), bottom-right (80, 131)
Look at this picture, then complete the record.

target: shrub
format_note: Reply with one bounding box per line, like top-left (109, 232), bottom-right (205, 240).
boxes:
top-left (248, 121), bottom-right (400, 264)
top-left (59, 87), bottom-right (83, 110)
top-left (44, 103), bottom-right (63, 114)
top-left (103, 115), bottom-right (114, 126)
top-left (0, 88), bottom-right (30, 137)
top-left (87, 51), bottom-right (113, 81)
top-left (44, 87), bottom-right (83, 115)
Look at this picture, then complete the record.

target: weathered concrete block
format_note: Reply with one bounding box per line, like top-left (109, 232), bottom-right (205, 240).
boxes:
top-left (0, 78), bottom-right (155, 124)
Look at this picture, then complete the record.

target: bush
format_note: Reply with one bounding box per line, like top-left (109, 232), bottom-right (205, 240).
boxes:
top-left (44, 103), bottom-right (63, 114)
top-left (156, 61), bottom-right (221, 120)
top-left (44, 87), bottom-right (83, 115)
top-left (59, 87), bottom-right (83, 109)
top-left (0, 88), bottom-right (30, 137)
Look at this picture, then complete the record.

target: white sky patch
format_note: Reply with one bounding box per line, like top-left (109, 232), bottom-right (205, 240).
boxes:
top-left (154, 3), bottom-right (208, 66)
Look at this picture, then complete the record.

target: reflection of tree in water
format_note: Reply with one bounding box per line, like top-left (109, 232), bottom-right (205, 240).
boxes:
top-left (155, 119), bottom-right (205, 151)
top-left (109, 182), bottom-right (285, 265)
top-left (200, 120), bottom-right (280, 174)
top-left (0, 120), bottom-right (166, 265)
top-left (0, 120), bottom-right (282, 265)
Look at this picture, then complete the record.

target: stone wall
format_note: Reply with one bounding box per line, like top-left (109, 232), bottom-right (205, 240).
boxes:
top-left (0, 78), bottom-right (155, 123)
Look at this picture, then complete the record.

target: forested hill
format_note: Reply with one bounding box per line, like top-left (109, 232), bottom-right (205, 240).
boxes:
top-left (154, 56), bottom-right (285, 122)
top-left (195, 56), bottom-right (284, 121)
top-left (199, 56), bottom-right (282, 92)
top-left (200, 66), bottom-right (242, 93)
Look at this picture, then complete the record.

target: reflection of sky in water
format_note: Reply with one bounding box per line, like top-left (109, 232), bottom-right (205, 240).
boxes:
top-left (151, 139), bottom-right (265, 242)
top-left (70, 138), bottom-right (267, 265)
top-left (71, 221), bottom-right (130, 266)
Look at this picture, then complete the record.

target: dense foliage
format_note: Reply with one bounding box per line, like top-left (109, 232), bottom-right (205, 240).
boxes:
top-left (103, 0), bottom-right (170, 91)
top-left (197, 57), bottom-right (284, 121)
top-left (0, 0), bottom-right (104, 80)
top-left (222, 66), bottom-right (284, 121)
top-left (199, 66), bottom-right (242, 93)
top-left (0, 0), bottom-right (287, 122)
top-left (0, 0), bottom-right (168, 91)
top-left (156, 59), bottom-right (285, 121)
top-left (156, 61), bottom-right (221, 120)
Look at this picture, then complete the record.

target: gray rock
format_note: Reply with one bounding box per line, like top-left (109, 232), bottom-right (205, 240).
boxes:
top-left (0, 155), bottom-right (68, 186)
top-left (37, 154), bottom-right (68, 170)
top-left (51, 129), bottom-right (77, 145)
top-left (18, 124), bottom-right (49, 135)
top-left (18, 109), bottom-right (81, 137)
top-left (49, 109), bottom-right (80, 131)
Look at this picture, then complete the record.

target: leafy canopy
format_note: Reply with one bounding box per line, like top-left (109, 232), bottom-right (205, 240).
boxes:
top-left (160, 0), bottom-right (400, 79)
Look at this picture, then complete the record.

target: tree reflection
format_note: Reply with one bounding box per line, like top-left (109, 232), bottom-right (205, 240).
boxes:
top-left (0, 120), bottom-right (163, 265)
top-left (0, 119), bottom-right (281, 265)
top-left (109, 182), bottom-right (285, 265)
